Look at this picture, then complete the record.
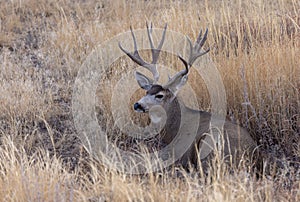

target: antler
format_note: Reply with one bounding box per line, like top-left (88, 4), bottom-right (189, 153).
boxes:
top-left (119, 23), bottom-right (167, 83)
top-left (164, 28), bottom-right (210, 89)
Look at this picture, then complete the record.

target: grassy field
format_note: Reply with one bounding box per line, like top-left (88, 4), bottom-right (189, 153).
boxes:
top-left (0, 0), bottom-right (299, 201)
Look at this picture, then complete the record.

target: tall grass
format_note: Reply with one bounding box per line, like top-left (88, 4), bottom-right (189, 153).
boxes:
top-left (0, 0), bottom-right (299, 201)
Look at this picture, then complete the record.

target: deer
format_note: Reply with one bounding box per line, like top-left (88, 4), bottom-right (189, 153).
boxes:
top-left (119, 23), bottom-right (258, 171)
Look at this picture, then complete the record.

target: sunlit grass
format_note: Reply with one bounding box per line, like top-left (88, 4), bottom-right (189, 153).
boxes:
top-left (0, 0), bottom-right (299, 201)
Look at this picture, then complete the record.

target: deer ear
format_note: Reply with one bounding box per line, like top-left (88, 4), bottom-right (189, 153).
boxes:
top-left (135, 71), bottom-right (153, 90)
top-left (163, 74), bottom-right (188, 95)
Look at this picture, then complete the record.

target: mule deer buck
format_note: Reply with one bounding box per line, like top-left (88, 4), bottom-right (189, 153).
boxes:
top-left (119, 24), bottom-right (257, 171)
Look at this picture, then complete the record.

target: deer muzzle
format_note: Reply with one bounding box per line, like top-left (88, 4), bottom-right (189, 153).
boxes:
top-left (134, 102), bottom-right (147, 113)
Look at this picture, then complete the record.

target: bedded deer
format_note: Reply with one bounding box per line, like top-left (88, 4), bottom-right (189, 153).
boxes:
top-left (119, 24), bottom-right (257, 170)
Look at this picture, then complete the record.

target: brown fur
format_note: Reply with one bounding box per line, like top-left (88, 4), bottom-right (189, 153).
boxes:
top-left (156, 87), bottom-right (258, 171)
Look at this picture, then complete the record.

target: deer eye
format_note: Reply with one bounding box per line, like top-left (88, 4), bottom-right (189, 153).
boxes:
top-left (155, 94), bottom-right (164, 99)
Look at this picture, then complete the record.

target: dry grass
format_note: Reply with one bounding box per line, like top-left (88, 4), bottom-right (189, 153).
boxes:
top-left (0, 0), bottom-right (299, 201)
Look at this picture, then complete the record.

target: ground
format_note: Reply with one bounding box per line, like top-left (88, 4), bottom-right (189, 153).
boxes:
top-left (0, 0), bottom-right (299, 201)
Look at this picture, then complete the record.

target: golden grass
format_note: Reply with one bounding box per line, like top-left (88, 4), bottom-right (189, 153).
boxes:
top-left (0, 0), bottom-right (299, 201)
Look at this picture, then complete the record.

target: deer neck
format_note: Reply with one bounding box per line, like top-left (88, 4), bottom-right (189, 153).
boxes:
top-left (161, 97), bottom-right (184, 144)
top-left (160, 97), bottom-right (211, 145)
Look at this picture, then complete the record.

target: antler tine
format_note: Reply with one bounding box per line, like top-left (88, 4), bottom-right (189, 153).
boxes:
top-left (177, 54), bottom-right (189, 75)
top-left (196, 29), bottom-right (203, 44)
top-left (163, 28), bottom-right (209, 90)
top-left (156, 23), bottom-right (168, 58)
top-left (180, 28), bottom-right (210, 70)
top-left (197, 28), bottom-right (208, 51)
top-left (119, 23), bottom-right (167, 83)
top-left (118, 27), bottom-right (147, 67)
top-left (147, 23), bottom-right (167, 67)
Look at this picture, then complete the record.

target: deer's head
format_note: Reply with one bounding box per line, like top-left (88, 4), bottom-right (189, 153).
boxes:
top-left (119, 23), bottom-right (209, 113)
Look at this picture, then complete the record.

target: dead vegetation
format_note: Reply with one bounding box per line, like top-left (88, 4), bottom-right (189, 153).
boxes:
top-left (0, 0), bottom-right (299, 201)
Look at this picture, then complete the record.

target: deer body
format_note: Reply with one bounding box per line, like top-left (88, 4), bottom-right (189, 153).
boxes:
top-left (119, 24), bottom-right (257, 170)
top-left (135, 84), bottom-right (256, 169)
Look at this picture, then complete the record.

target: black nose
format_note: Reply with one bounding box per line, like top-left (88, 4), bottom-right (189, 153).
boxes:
top-left (134, 103), bottom-right (143, 111)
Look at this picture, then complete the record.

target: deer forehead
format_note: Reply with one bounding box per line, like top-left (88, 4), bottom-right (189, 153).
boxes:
top-left (146, 85), bottom-right (165, 95)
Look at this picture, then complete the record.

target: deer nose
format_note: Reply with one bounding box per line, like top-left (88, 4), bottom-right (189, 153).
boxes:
top-left (134, 102), bottom-right (144, 112)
